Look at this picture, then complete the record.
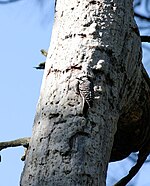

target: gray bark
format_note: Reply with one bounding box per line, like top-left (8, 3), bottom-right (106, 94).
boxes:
top-left (20, 0), bottom-right (146, 185)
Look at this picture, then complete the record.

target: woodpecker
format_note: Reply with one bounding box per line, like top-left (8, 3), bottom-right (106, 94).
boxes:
top-left (76, 76), bottom-right (94, 115)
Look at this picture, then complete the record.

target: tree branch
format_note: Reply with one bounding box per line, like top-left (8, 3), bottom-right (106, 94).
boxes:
top-left (141, 36), bottom-right (150, 43)
top-left (0, 137), bottom-right (30, 150)
top-left (0, 137), bottom-right (30, 162)
top-left (134, 12), bottom-right (150, 21)
top-left (114, 151), bottom-right (149, 186)
top-left (0, 0), bottom-right (22, 4)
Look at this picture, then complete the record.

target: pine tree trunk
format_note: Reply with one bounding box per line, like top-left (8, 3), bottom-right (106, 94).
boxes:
top-left (20, 0), bottom-right (143, 185)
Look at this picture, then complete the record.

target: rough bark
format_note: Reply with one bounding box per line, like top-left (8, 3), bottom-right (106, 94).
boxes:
top-left (20, 0), bottom-right (148, 185)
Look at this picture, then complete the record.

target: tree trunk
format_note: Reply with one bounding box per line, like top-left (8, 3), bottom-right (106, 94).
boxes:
top-left (20, 0), bottom-right (145, 185)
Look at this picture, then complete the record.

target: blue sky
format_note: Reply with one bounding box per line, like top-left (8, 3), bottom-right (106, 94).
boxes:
top-left (0, 1), bottom-right (54, 185)
top-left (0, 1), bottom-right (150, 186)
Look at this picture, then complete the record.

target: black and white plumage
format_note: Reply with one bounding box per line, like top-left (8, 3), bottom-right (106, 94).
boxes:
top-left (76, 76), bottom-right (94, 115)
